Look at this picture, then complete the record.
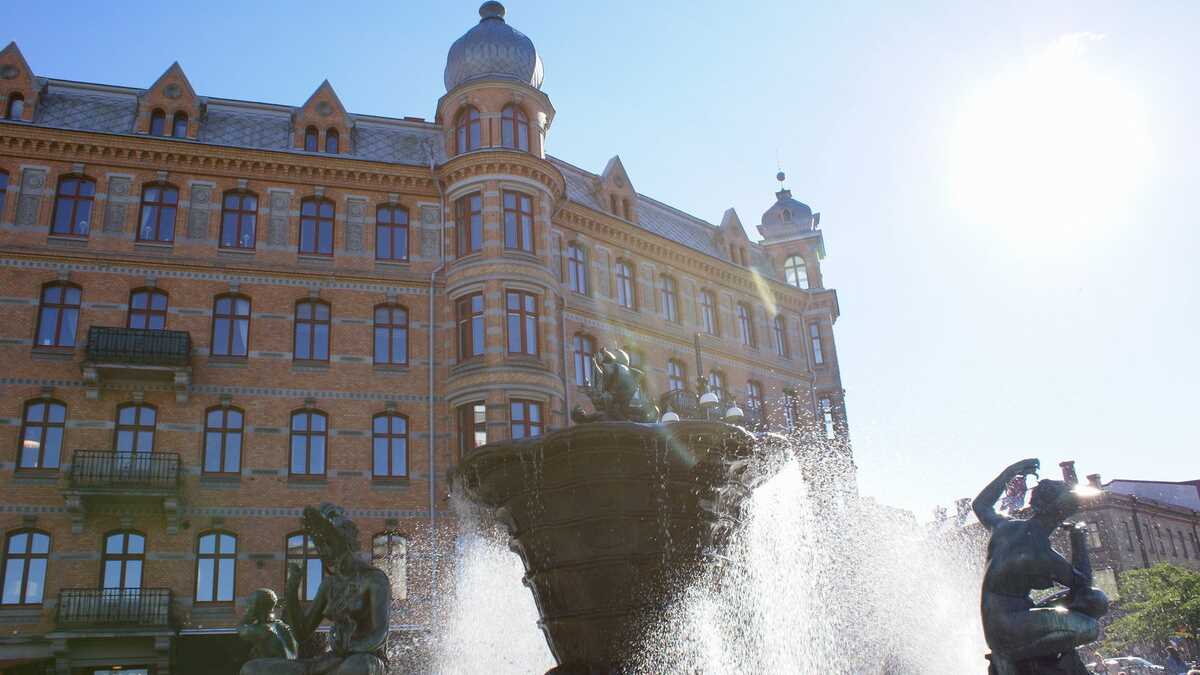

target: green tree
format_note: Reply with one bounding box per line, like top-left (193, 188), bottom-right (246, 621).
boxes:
top-left (1102, 563), bottom-right (1200, 654)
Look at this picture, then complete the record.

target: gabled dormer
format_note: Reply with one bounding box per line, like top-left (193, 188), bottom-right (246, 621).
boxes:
top-left (293, 80), bottom-right (352, 155)
top-left (136, 62), bottom-right (201, 139)
top-left (0, 42), bottom-right (39, 122)
top-left (716, 208), bottom-right (753, 266)
top-left (594, 155), bottom-right (638, 224)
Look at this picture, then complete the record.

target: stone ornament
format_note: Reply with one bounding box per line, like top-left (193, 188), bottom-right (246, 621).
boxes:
top-left (164, 83), bottom-right (182, 99)
top-left (316, 101), bottom-right (334, 117)
top-left (187, 186), bottom-right (212, 239)
top-left (0, 65), bottom-right (18, 80)
top-left (103, 177), bottom-right (131, 234)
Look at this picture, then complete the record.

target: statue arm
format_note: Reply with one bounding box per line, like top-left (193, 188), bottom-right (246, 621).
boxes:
top-left (1067, 523), bottom-right (1093, 586)
top-left (348, 571), bottom-right (391, 654)
top-left (973, 458), bottom-right (1038, 530)
top-left (284, 568), bottom-right (328, 642)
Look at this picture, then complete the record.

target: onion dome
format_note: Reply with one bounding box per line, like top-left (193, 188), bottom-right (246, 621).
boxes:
top-left (444, 2), bottom-right (544, 92)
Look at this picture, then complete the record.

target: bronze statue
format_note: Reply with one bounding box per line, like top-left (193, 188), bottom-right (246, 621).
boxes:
top-left (237, 589), bottom-right (299, 662)
top-left (974, 459), bottom-right (1109, 675)
top-left (571, 348), bottom-right (659, 423)
top-left (240, 503), bottom-right (391, 675)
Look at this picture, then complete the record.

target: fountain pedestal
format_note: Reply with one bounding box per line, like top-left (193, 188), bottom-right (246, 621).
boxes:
top-left (453, 420), bottom-right (785, 673)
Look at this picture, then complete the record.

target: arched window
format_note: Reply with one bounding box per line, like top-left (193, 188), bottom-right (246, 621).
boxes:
top-left (659, 275), bottom-right (679, 323)
top-left (149, 108), bottom-right (166, 136)
top-left (211, 294), bottom-right (251, 357)
top-left (304, 126), bottom-right (319, 152)
top-left (102, 530), bottom-right (145, 590)
top-left (746, 380), bottom-right (765, 427)
top-left (375, 204), bottom-right (409, 262)
top-left (510, 399), bottom-right (542, 439)
top-left (566, 243), bottom-right (588, 295)
top-left (51, 175), bottom-right (95, 237)
top-left (195, 531), bottom-right (236, 604)
top-left (372, 413), bottom-right (408, 479)
top-left (505, 291), bottom-right (539, 356)
top-left (203, 406), bottom-right (244, 475)
top-left (372, 533), bottom-right (407, 601)
top-left (616, 261), bottom-right (636, 309)
top-left (700, 290), bottom-right (718, 336)
top-left (35, 282), bottom-right (81, 348)
top-left (115, 403), bottom-right (156, 454)
top-left (289, 409), bottom-right (327, 477)
top-left (137, 183), bottom-right (179, 243)
top-left (285, 532), bottom-right (321, 601)
top-left (456, 293), bottom-right (484, 360)
top-left (773, 314), bottom-right (789, 358)
top-left (455, 106), bottom-right (481, 154)
top-left (2, 529), bottom-right (49, 605)
top-left (572, 334), bottom-right (595, 386)
top-left (299, 197), bottom-right (335, 255)
top-left (171, 112), bottom-right (188, 138)
top-left (127, 288), bottom-right (168, 330)
top-left (4, 93), bottom-right (25, 120)
top-left (500, 104), bottom-right (530, 151)
top-left (0, 171), bottom-right (8, 218)
top-left (502, 191), bottom-right (534, 252)
top-left (455, 193), bottom-right (483, 256)
top-left (373, 304), bottom-right (408, 366)
top-left (294, 299), bottom-right (331, 362)
top-left (737, 302), bottom-right (755, 347)
top-left (708, 371), bottom-right (726, 401)
top-left (667, 359), bottom-right (687, 392)
top-left (324, 128), bottom-right (339, 154)
top-left (784, 255), bottom-right (808, 289)
top-left (219, 190), bottom-right (258, 250)
top-left (18, 399), bottom-right (66, 471)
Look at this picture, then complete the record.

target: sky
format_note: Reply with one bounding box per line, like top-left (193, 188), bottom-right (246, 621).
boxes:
top-left (5, 1), bottom-right (1197, 519)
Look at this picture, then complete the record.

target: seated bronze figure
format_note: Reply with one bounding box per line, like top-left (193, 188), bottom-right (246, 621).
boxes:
top-left (240, 503), bottom-right (391, 675)
top-left (974, 459), bottom-right (1109, 675)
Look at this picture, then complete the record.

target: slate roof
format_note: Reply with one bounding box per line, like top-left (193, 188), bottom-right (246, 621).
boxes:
top-left (35, 89), bottom-right (137, 134)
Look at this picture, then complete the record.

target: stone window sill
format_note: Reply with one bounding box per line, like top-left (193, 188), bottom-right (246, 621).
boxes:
top-left (31, 346), bottom-right (76, 360)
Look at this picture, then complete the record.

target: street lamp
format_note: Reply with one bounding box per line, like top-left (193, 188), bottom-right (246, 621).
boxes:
top-left (725, 402), bottom-right (744, 423)
top-left (660, 411), bottom-right (680, 423)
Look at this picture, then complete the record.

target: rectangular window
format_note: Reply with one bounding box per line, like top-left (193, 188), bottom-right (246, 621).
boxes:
top-left (211, 295), bottom-right (250, 357)
top-left (51, 177), bottom-right (95, 237)
top-left (737, 303), bottom-right (756, 347)
top-left (667, 360), bottom-right (687, 392)
top-left (616, 262), bottom-right (636, 309)
top-left (458, 402), bottom-right (487, 456)
top-left (1123, 522), bottom-right (1134, 551)
top-left (819, 398), bottom-right (835, 440)
top-left (503, 191), bottom-right (535, 252)
top-left (573, 335), bottom-right (595, 386)
top-left (35, 283), bottom-right (81, 349)
top-left (220, 192), bottom-right (257, 250)
top-left (299, 199), bottom-right (335, 255)
top-left (294, 300), bottom-right (331, 362)
top-left (456, 293), bottom-right (485, 360)
top-left (566, 244), bottom-right (588, 295)
top-left (375, 205), bottom-right (409, 261)
top-left (510, 400), bottom-right (542, 439)
top-left (455, 193), bottom-right (483, 257)
top-left (372, 414), bottom-right (408, 478)
top-left (0, 172), bottom-right (8, 217)
top-left (202, 407), bottom-right (243, 475)
top-left (701, 291), bottom-right (718, 336)
top-left (809, 323), bottom-right (824, 365)
top-left (506, 291), bottom-right (539, 356)
top-left (660, 276), bottom-right (679, 323)
top-left (289, 411), bottom-right (327, 477)
top-left (774, 315), bottom-right (790, 358)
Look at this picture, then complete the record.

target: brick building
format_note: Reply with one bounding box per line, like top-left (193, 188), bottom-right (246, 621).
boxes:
top-left (0, 3), bottom-right (849, 672)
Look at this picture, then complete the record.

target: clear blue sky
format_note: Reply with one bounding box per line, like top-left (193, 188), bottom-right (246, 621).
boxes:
top-left (6, 1), bottom-right (1197, 518)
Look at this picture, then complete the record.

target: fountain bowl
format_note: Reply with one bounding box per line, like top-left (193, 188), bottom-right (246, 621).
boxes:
top-left (451, 420), bottom-right (788, 674)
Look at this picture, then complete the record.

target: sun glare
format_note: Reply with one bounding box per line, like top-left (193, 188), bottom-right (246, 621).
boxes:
top-left (947, 33), bottom-right (1152, 248)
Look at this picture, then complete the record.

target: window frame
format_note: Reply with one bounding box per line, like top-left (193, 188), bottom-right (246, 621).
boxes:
top-left (371, 412), bottom-right (409, 479)
top-left (202, 405), bottom-right (244, 476)
top-left (458, 401), bottom-right (487, 457)
top-left (809, 323), bottom-right (825, 365)
top-left (500, 104), bottom-right (530, 151)
top-left (572, 334), bottom-right (595, 386)
top-left (17, 398), bottom-right (66, 472)
top-left (0, 170), bottom-right (8, 219)
top-left (502, 190), bottom-right (535, 253)
top-left (566, 243), bottom-right (588, 295)
top-left (210, 293), bottom-right (251, 358)
top-left (667, 359), bottom-right (687, 393)
top-left (324, 127), bottom-right (339, 154)
top-left (700, 290), bottom-right (719, 336)
top-left (149, 109), bottom-right (166, 137)
top-left (660, 275), bottom-right (679, 323)
top-left (375, 204), bottom-right (410, 262)
top-left (50, 175), bottom-right (96, 237)
top-left (1, 529), bottom-right (50, 606)
top-left (708, 370), bottom-right (726, 401)
top-left (114, 403), bottom-right (157, 455)
top-left (773, 314), bottom-right (790, 358)
top-left (454, 193), bottom-right (483, 257)
top-left (371, 532), bottom-right (408, 601)
top-left (456, 293), bottom-right (485, 361)
top-left (293, 299), bottom-right (332, 363)
top-left (194, 530), bottom-right (237, 605)
top-left (455, 106), bottom-right (481, 154)
top-left (101, 530), bottom-right (145, 590)
top-left (171, 112), bottom-right (188, 139)
top-left (5, 94), bottom-right (24, 120)
top-left (505, 290), bottom-right (539, 357)
top-left (746, 380), bottom-right (765, 426)
top-left (136, 183), bottom-right (179, 244)
top-left (615, 260), bottom-right (637, 310)
top-left (819, 397), bottom-right (835, 440)
top-left (373, 304), bottom-right (409, 366)
top-left (127, 288), bottom-right (169, 330)
top-left (509, 399), bottom-right (543, 439)
top-left (784, 255), bottom-right (809, 289)
top-left (304, 126), bottom-right (319, 153)
top-left (219, 190), bottom-right (258, 250)
top-left (737, 302), bottom-right (756, 348)
top-left (34, 282), bottom-right (82, 350)
top-left (289, 409), bottom-right (328, 478)
top-left (285, 532), bottom-right (322, 602)
top-left (299, 197), bottom-right (335, 256)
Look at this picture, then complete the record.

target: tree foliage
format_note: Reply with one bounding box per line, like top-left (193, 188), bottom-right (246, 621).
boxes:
top-left (1102, 563), bottom-right (1200, 653)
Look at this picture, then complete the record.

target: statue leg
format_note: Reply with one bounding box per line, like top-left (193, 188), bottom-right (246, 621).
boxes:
top-left (1002, 608), bottom-right (1099, 662)
top-left (332, 653), bottom-right (386, 675)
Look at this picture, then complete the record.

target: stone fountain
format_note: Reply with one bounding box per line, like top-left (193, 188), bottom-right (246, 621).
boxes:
top-left (451, 349), bottom-right (788, 673)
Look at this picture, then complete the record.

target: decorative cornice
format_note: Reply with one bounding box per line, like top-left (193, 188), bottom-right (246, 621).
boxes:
top-left (438, 149), bottom-right (565, 201)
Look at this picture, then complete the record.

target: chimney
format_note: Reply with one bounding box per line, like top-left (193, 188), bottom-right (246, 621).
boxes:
top-left (1059, 460), bottom-right (1078, 485)
top-left (1086, 473), bottom-right (1102, 490)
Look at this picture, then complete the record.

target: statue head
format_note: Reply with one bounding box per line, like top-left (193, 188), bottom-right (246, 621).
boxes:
top-left (1029, 479), bottom-right (1080, 521)
top-left (612, 349), bottom-right (631, 367)
top-left (303, 503), bottom-right (360, 569)
top-left (249, 588), bottom-right (278, 621)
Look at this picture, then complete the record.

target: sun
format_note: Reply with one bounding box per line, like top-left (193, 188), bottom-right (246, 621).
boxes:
top-left (946, 33), bottom-right (1153, 249)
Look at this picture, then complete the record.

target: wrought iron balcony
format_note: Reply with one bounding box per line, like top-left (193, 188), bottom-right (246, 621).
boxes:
top-left (81, 326), bottom-right (193, 402)
top-left (64, 451), bottom-right (182, 535)
top-left (57, 588), bottom-right (173, 628)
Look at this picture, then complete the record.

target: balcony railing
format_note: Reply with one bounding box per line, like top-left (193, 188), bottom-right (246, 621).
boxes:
top-left (85, 326), bottom-right (191, 367)
top-left (69, 450), bottom-right (181, 492)
top-left (57, 588), bottom-right (172, 628)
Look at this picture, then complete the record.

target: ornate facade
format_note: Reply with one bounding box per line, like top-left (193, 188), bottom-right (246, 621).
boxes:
top-left (0, 4), bottom-right (849, 672)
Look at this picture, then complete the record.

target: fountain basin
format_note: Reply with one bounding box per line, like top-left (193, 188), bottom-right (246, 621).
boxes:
top-left (452, 420), bottom-right (787, 673)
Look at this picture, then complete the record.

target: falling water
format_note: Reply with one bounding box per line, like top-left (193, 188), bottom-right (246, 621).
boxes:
top-left (433, 436), bottom-right (989, 674)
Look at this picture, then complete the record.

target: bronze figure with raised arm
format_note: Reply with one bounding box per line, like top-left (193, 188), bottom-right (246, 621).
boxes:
top-left (975, 458), bottom-right (1109, 675)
